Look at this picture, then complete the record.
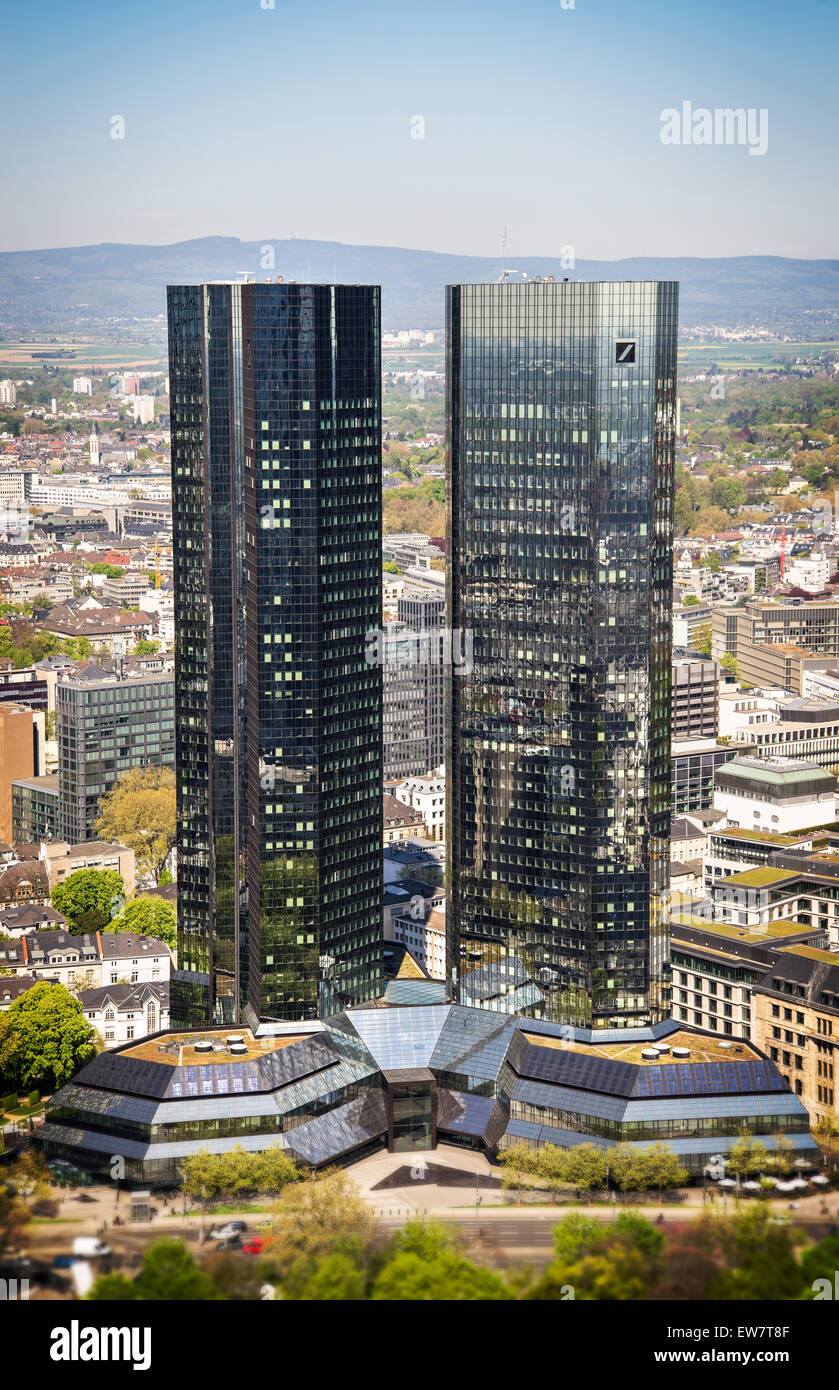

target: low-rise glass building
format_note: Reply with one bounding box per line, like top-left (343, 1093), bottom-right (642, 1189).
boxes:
top-left (39, 994), bottom-right (816, 1187)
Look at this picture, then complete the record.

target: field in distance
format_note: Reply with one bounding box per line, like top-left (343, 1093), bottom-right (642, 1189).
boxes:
top-left (0, 340), bottom-right (167, 368)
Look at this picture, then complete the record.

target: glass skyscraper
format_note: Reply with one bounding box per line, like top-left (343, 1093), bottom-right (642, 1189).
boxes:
top-left (168, 281), bottom-right (383, 1027)
top-left (448, 280), bottom-right (678, 1028)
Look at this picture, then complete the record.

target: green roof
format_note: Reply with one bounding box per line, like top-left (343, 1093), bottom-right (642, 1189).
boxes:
top-left (670, 914), bottom-right (815, 941)
top-left (778, 944), bottom-right (839, 965)
top-left (715, 866), bottom-right (797, 888)
top-left (711, 827), bottom-right (813, 846)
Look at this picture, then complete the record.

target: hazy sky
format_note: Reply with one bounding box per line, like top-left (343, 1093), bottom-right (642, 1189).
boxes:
top-left (4, 0), bottom-right (837, 259)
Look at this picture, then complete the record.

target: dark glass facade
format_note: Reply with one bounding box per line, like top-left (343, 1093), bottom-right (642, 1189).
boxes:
top-left (57, 671), bottom-right (175, 843)
top-left (448, 281), bottom-right (678, 1028)
top-left (169, 282), bottom-right (384, 1027)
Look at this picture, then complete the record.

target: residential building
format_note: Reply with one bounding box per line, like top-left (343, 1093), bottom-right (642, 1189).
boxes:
top-left (383, 792), bottom-right (425, 844)
top-left (733, 697), bottom-right (839, 768)
top-left (448, 279), bottom-right (678, 1027)
top-left (40, 839), bottom-right (136, 896)
top-left (670, 816), bottom-right (708, 865)
top-left (57, 666), bottom-right (174, 843)
top-left (0, 903), bottom-right (65, 937)
top-left (0, 703), bottom-right (43, 842)
top-left (395, 769), bottom-right (445, 841)
top-left (0, 381), bottom-right (17, 406)
top-left (382, 624), bottom-right (434, 779)
top-left (390, 899), bottom-right (447, 980)
top-left (101, 572), bottom-right (150, 606)
top-left (397, 588), bottom-right (445, 772)
top-left (718, 686), bottom-right (793, 739)
top-left (78, 981), bottom-right (170, 1049)
top-left (0, 665), bottom-right (49, 712)
top-left (669, 916), bottom-right (822, 1041)
top-left (672, 603), bottom-right (714, 648)
top-left (42, 607), bottom-right (157, 658)
top-left (132, 396), bottom-right (155, 426)
top-left (753, 949), bottom-right (839, 1120)
top-left (1, 929), bottom-right (171, 991)
top-left (169, 281), bottom-right (383, 1026)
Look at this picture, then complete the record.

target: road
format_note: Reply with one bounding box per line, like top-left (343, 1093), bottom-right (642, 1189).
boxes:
top-left (21, 1198), bottom-right (839, 1275)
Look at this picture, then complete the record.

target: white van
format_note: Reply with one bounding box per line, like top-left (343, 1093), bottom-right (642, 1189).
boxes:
top-left (70, 1261), bottom-right (95, 1298)
top-left (72, 1237), bottom-right (111, 1258)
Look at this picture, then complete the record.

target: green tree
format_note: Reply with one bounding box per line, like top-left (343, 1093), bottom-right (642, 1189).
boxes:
top-left (637, 1143), bottom-right (688, 1203)
top-left (263, 1170), bottom-right (375, 1279)
top-left (87, 1273), bottom-right (139, 1300)
top-left (2, 982), bottom-right (96, 1090)
top-left (95, 765), bottom-right (175, 884)
top-left (554, 1143), bottom-right (608, 1200)
top-left (133, 1237), bottom-right (222, 1301)
top-left (720, 652), bottom-right (740, 680)
top-left (112, 897), bottom-right (176, 951)
top-left (372, 1248), bottom-right (514, 1301)
top-left (498, 1143), bottom-right (540, 1202)
top-left (768, 1131), bottom-right (796, 1178)
top-left (372, 1224), bottom-right (513, 1301)
top-left (133, 639), bottom-right (159, 655)
top-left (709, 1204), bottom-right (807, 1301)
top-left (296, 1251), bottom-right (366, 1300)
top-left (801, 1232), bottom-right (839, 1294)
top-left (727, 1132), bottom-right (769, 1179)
top-left (179, 1150), bottom-right (225, 1227)
top-left (51, 868), bottom-right (125, 933)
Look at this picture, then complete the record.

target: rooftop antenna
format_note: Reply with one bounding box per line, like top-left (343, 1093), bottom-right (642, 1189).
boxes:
top-left (496, 226), bottom-right (519, 284)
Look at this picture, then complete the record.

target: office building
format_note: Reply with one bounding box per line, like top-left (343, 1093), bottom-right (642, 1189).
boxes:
top-left (671, 737), bottom-right (753, 815)
top-left (168, 281), bottom-right (383, 1028)
top-left (382, 624), bottom-right (434, 779)
top-left (448, 280), bottom-right (678, 1027)
top-left (11, 772), bottom-right (59, 842)
top-left (713, 600), bottom-right (839, 687)
top-left (671, 648), bottom-right (719, 740)
top-left (56, 666), bottom-right (174, 843)
top-left (38, 1002), bottom-right (815, 1188)
top-left (714, 756), bottom-right (837, 834)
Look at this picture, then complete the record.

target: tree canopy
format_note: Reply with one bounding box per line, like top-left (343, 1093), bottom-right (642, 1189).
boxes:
top-left (0, 982), bottom-right (96, 1090)
top-left (95, 765), bottom-right (176, 884)
top-left (113, 896), bottom-right (176, 950)
top-left (51, 867), bottom-right (126, 934)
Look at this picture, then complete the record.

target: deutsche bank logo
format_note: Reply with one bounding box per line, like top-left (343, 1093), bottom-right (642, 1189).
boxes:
top-left (615, 340), bottom-right (636, 364)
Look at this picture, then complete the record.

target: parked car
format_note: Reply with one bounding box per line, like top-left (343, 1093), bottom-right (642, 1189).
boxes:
top-left (211, 1221), bottom-right (247, 1241)
top-left (52, 1254), bottom-right (76, 1269)
top-left (72, 1237), bottom-right (111, 1258)
top-left (242, 1237), bottom-right (265, 1256)
top-left (215, 1235), bottom-right (243, 1252)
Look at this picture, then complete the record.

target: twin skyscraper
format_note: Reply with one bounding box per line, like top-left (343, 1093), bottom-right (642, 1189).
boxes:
top-left (168, 277), bottom-right (679, 1032)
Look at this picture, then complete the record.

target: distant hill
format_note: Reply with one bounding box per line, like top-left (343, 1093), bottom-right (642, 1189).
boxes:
top-left (1, 237), bottom-right (838, 336)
